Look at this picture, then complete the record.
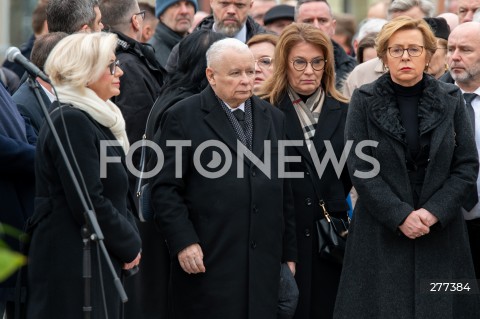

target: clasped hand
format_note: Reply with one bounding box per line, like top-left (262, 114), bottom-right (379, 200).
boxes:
top-left (399, 208), bottom-right (438, 239)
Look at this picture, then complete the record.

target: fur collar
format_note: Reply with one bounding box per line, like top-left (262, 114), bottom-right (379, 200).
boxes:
top-left (359, 73), bottom-right (448, 143)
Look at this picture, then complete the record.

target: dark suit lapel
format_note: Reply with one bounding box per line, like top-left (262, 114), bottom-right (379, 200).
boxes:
top-left (251, 97), bottom-right (271, 159)
top-left (311, 95), bottom-right (343, 155)
top-left (277, 94), bottom-right (314, 166)
top-left (201, 86), bottom-right (241, 155)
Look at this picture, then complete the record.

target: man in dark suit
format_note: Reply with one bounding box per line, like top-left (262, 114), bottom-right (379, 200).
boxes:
top-left (12, 32), bottom-right (68, 137)
top-left (150, 38), bottom-right (297, 319)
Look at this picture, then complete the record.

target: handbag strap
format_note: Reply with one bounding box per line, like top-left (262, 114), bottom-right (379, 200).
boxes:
top-left (305, 162), bottom-right (350, 223)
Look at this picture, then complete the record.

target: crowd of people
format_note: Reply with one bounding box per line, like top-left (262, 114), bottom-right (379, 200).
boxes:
top-left (1, 0), bottom-right (480, 318)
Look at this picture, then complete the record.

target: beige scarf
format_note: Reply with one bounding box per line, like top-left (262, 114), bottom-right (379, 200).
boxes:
top-left (55, 85), bottom-right (129, 154)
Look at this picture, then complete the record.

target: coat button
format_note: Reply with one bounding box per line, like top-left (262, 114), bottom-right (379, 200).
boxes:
top-left (252, 206), bottom-right (259, 214)
top-left (252, 170), bottom-right (256, 177)
top-left (304, 228), bottom-right (311, 237)
top-left (305, 171), bottom-right (310, 175)
top-left (250, 241), bottom-right (257, 249)
top-left (305, 197), bottom-right (312, 206)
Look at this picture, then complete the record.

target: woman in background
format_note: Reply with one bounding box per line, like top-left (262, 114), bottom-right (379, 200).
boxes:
top-left (247, 33), bottom-right (278, 94)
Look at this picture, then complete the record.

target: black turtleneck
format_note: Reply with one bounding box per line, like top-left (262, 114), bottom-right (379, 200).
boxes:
top-left (393, 79), bottom-right (423, 158)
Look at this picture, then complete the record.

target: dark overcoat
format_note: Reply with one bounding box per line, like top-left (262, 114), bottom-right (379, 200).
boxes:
top-left (151, 86), bottom-right (297, 319)
top-left (26, 106), bottom-right (141, 319)
top-left (334, 74), bottom-right (480, 318)
top-left (276, 93), bottom-right (351, 319)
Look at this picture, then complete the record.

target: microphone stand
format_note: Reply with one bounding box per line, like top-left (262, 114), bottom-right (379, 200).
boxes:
top-left (27, 75), bottom-right (128, 319)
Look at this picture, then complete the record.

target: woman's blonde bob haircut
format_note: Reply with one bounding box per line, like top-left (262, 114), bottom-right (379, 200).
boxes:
top-left (45, 32), bottom-right (118, 88)
top-left (259, 23), bottom-right (347, 105)
top-left (376, 16), bottom-right (437, 65)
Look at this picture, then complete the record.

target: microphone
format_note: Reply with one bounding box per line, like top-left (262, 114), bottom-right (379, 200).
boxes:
top-left (6, 47), bottom-right (51, 83)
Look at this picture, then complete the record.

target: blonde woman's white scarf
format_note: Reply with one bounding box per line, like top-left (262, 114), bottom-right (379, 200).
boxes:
top-left (55, 85), bottom-right (129, 154)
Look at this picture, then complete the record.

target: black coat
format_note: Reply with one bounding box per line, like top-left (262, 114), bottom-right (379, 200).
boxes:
top-left (151, 86), bottom-right (297, 319)
top-left (334, 74), bottom-right (480, 318)
top-left (149, 22), bottom-right (184, 68)
top-left (332, 41), bottom-right (357, 91)
top-left (13, 81), bottom-right (51, 136)
top-left (26, 106), bottom-right (141, 319)
top-left (276, 93), bottom-right (351, 319)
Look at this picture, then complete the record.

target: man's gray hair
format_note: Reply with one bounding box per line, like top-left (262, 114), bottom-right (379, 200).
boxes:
top-left (356, 18), bottom-right (387, 43)
top-left (47, 0), bottom-right (98, 34)
top-left (387, 0), bottom-right (435, 19)
top-left (295, 0), bottom-right (333, 21)
top-left (206, 38), bottom-right (253, 68)
top-left (99, 0), bottom-right (138, 32)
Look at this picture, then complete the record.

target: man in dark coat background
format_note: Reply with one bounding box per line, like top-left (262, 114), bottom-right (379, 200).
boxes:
top-left (164, 0), bottom-right (266, 72)
top-left (99, 1), bottom-right (166, 318)
top-left (151, 38), bottom-right (297, 319)
top-left (149, 0), bottom-right (197, 68)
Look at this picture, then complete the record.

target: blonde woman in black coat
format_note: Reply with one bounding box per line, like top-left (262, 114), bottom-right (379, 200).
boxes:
top-left (260, 23), bottom-right (351, 319)
top-left (334, 17), bottom-right (480, 318)
top-left (26, 32), bottom-right (141, 319)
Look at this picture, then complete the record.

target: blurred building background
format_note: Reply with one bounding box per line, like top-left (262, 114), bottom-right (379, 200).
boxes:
top-left (1, 0), bottom-right (447, 64)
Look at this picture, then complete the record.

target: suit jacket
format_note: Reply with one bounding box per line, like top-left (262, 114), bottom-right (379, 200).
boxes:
top-left (151, 86), bottom-right (297, 319)
top-left (13, 80), bottom-right (51, 136)
top-left (276, 93), bottom-right (351, 319)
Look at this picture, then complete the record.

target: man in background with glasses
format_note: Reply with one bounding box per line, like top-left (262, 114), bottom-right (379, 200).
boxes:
top-left (99, 2), bottom-right (167, 318)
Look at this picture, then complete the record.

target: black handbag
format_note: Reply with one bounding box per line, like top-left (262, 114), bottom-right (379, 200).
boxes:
top-left (315, 200), bottom-right (349, 265)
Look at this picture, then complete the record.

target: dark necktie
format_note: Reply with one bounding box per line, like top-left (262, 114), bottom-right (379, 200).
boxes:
top-left (464, 93), bottom-right (477, 130)
top-left (462, 92), bottom-right (479, 211)
top-left (232, 108), bottom-right (245, 131)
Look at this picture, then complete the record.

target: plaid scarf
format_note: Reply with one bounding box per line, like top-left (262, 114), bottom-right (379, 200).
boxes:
top-left (288, 86), bottom-right (325, 150)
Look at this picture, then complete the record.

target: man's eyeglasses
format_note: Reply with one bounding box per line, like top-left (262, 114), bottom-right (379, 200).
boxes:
top-left (387, 45), bottom-right (424, 58)
top-left (109, 60), bottom-right (120, 75)
top-left (134, 10), bottom-right (146, 20)
top-left (291, 57), bottom-right (326, 71)
top-left (255, 57), bottom-right (273, 69)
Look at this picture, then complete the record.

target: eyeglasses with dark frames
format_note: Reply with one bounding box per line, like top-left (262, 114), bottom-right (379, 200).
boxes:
top-left (133, 10), bottom-right (146, 21)
top-left (291, 57), bottom-right (326, 71)
top-left (255, 57), bottom-right (273, 69)
top-left (109, 60), bottom-right (120, 75)
top-left (387, 45), bottom-right (424, 58)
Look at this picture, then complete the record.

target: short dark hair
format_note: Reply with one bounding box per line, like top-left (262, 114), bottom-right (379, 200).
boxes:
top-left (32, 2), bottom-right (47, 35)
top-left (31, 32), bottom-right (69, 71)
top-left (139, 2), bottom-right (156, 21)
top-left (46, 0), bottom-right (98, 34)
top-left (356, 32), bottom-right (377, 64)
top-left (99, 0), bottom-right (138, 31)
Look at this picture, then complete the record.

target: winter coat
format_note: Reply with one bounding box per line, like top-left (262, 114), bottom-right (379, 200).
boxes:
top-left (276, 93), bottom-right (351, 319)
top-left (151, 86), bottom-right (297, 319)
top-left (334, 73), bottom-right (480, 319)
top-left (26, 106), bottom-right (141, 319)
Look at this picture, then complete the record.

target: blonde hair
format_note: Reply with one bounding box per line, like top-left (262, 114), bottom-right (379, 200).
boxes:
top-left (259, 23), bottom-right (347, 104)
top-left (376, 16), bottom-right (437, 64)
top-left (45, 32), bottom-right (118, 88)
top-left (247, 33), bottom-right (279, 47)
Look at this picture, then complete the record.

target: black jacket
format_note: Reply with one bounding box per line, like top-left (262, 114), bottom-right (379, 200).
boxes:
top-left (332, 40), bottom-right (357, 91)
top-left (149, 22), bottom-right (185, 68)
